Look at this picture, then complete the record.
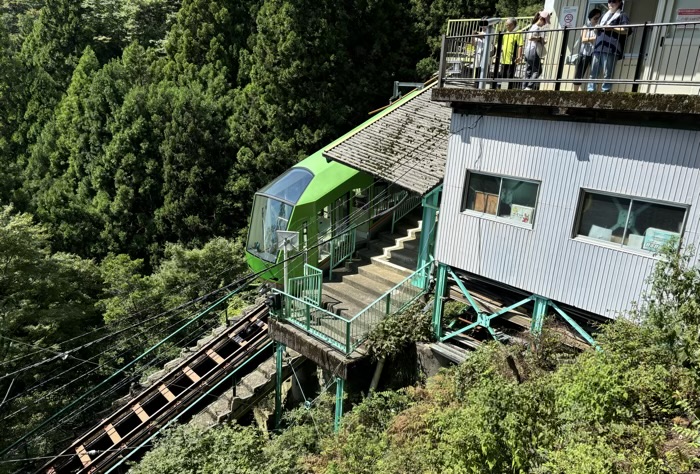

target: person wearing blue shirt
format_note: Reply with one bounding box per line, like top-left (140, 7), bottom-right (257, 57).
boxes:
top-left (587, 0), bottom-right (630, 92)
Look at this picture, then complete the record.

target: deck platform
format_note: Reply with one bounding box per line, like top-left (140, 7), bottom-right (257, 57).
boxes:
top-left (269, 319), bottom-right (372, 380)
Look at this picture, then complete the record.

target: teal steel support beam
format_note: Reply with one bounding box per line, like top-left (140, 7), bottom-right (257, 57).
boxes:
top-left (432, 263), bottom-right (448, 339)
top-left (334, 377), bottom-right (345, 432)
top-left (447, 268), bottom-right (484, 315)
top-left (531, 295), bottom-right (548, 336)
top-left (274, 342), bottom-right (286, 428)
top-left (441, 295), bottom-right (533, 342)
top-left (549, 301), bottom-right (600, 350)
top-left (416, 186), bottom-right (441, 289)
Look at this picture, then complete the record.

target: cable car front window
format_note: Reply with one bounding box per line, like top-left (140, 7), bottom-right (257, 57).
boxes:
top-left (247, 195), bottom-right (292, 263)
top-left (259, 168), bottom-right (314, 204)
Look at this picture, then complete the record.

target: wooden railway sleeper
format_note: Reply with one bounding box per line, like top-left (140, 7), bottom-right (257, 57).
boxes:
top-left (41, 306), bottom-right (269, 474)
top-left (75, 329), bottom-right (270, 473)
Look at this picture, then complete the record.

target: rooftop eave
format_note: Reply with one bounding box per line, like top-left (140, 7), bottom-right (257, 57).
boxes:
top-left (431, 89), bottom-right (700, 129)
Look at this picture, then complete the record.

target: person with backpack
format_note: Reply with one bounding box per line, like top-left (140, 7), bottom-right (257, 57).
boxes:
top-left (587, 0), bottom-right (630, 92)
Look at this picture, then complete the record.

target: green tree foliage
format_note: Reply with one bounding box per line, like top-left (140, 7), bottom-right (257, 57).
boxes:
top-left (132, 394), bottom-right (337, 474)
top-left (131, 423), bottom-right (269, 474)
top-left (18, 0), bottom-right (91, 141)
top-left (410, 0), bottom-right (499, 76)
top-left (97, 237), bottom-right (248, 366)
top-left (164, 0), bottom-right (261, 84)
top-left (0, 21), bottom-right (23, 203)
top-left (0, 205), bottom-right (103, 455)
top-left (122, 0), bottom-right (182, 49)
top-left (496, 0), bottom-right (544, 17)
top-left (230, 0), bottom-right (424, 211)
top-left (130, 248), bottom-right (700, 474)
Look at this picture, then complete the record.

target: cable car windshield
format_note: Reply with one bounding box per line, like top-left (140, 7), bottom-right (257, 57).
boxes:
top-left (258, 168), bottom-right (314, 205)
top-left (247, 195), bottom-right (292, 263)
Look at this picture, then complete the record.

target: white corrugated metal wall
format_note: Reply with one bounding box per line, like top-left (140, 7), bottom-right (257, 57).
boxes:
top-left (436, 113), bottom-right (700, 318)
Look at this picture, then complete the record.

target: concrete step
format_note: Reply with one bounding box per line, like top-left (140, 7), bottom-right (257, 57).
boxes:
top-left (190, 349), bottom-right (303, 429)
top-left (342, 273), bottom-right (393, 300)
top-left (357, 262), bottom-right (407, 288)
top-left (386, 247), bottom-right (419, 271)
top-left (357, 246), bottom-right (384, 261)
top-left (324, 280), bottom-right (377, 309)
top-left (370, 255), bottom-right (413, 277)
top-left (393, 218), bottom-right (421, 236)
top-left (379, 231), bottom-right (421, 250)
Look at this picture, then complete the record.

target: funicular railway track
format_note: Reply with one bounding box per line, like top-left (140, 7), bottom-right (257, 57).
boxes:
top-left (40, 305), bottom-right (271, 474)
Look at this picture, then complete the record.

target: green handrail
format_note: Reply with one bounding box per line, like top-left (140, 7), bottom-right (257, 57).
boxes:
top-left (275, 261), bottom-right (432, 354)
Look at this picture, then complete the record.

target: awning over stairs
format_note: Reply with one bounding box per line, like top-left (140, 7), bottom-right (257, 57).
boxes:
top-left (323, 84), bottom-right (450, 196)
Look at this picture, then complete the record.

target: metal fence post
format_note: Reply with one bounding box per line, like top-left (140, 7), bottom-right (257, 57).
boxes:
top-left (438, 35), bottom-right (447, 88)
top-left (345, 321), bottom-right (351, 354)
top-left (432, 263), bottom-right (448, 339)
top-left (555, 27), bottom-right (569, 91)
top-left (274, 343), bottom-right (286, 428)
top-left (493, 32), bottom-right (503, 89)
top-left (334, 377), bottom-right (345, 432)
top-left (632, 22), bottom-right (650, 93)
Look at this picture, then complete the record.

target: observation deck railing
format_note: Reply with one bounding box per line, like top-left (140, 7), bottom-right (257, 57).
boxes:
top-left (275, 261), bottom-right (432, 354)
top-left (438, 20), bottom-right (700, 95)
top-left (446, 17), bottom-right (530, 38)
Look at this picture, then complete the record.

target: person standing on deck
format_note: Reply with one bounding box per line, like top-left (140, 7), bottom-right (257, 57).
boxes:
top-left (573, 9), bottom-right (602, 92)
top-left (587, 0), bottom-right (630, 92)
top-left (522, 11), bottom-right (550, 91)
top-left (499, 18), bottom-right (522, 89)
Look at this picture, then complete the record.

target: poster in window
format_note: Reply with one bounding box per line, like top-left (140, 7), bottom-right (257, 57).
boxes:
top-left (642, 228), bottom-right (680, 252)
top-left (510, 204), bottom-right (534, 224)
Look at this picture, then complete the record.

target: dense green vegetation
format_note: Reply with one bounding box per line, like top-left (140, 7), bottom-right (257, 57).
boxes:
top-left (0, 0), bottom-right (547, 469)
top-left (134, 248), bottom-right (700, 473)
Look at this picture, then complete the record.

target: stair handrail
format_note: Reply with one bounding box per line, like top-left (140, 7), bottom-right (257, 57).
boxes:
top-left (273, 260), bottom-right (432, 353)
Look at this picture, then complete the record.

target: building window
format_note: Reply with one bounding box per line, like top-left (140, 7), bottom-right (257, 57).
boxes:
top-left (575, 190), bottom-right (687, 253)
top-left (462, 172), bottom-right (539, 226)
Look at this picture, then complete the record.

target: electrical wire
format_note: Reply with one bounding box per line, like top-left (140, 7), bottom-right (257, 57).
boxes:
top-left (0, 270), bottom-right (261, 459)
top-left (0, 247), bottom-right (248, 372)
top-left (0, 276), bottom-right (244, 380)
top-left (0, 444), bottom-right (153, 464)
top-left (1, 308), bottom-right (214, 420)
top-left (5, 92), bottom-right (451, 460)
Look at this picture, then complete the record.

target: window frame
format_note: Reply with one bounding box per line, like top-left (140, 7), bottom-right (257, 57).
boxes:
top-left (572, 188), bottom-right (690, 255)
top-left (461, 170), bottom-right (541, 229)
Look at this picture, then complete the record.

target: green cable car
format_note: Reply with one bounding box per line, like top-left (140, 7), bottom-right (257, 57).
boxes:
top-left (245, 149), bottom-right (373, 282)
top-left (245, 86), bottom-right (430, 282)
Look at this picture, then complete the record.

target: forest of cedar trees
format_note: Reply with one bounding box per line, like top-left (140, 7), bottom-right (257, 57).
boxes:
top-left (1, 0), bottom-right (699, 473)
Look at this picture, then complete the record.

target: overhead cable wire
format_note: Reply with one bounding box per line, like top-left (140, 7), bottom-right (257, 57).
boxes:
top-left (1, 309), bottom-right (216, 420)
top-left (0, 269), bottom-right (261, 459)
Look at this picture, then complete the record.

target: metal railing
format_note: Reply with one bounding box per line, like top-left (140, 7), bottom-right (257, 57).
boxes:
top-left (288, 264), bottom-right (323, 306)
top-left (329, 227), bottom-right (356, 280)
top-left (370, 184), bottom-right (408, 219)
top-left (391, 192), bottom-right (421, 233)
top-left (446, 17), bottom-right (531, 37)
top-left (275, 261), bottom-right (432, 354)
top-left (438, 20), bottom-right (700, 95)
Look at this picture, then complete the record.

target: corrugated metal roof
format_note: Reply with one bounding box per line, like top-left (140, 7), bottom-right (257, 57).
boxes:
top-left (323, 85), bottom-right (451, 196)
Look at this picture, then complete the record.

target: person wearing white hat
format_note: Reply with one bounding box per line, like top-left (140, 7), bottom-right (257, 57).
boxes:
top-left (522, 11), bottom-right (550, 90)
